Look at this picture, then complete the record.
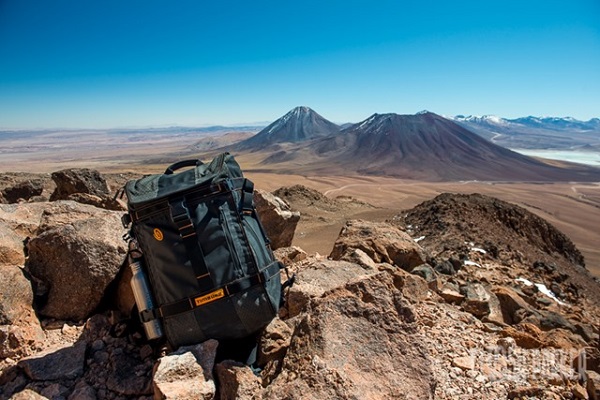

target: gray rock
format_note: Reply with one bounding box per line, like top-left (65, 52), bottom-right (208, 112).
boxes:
top-left (254, 189), bottom-right (300, 250)
top-left (25, 203), bottom-right (127, 320)
top-left (18, 341), bottom-right (86, 381)
top-left (411, 264), bottom-right (437, 282)
top-left (330, 219), bottom-right (428, 271)
top-left (461, 283), bottom-right (492, 318)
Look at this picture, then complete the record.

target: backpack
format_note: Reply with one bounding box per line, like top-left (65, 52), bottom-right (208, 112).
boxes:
top-left (121, 152), bottom-right (289, 349)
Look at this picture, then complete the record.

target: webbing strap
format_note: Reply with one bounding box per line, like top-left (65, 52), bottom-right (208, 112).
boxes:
top-left (140, 261), bottom-right (282, 322)
top-left (169, 198), bottom-right (213, 293)
top-left (241, 179), bottom-right (254, 215)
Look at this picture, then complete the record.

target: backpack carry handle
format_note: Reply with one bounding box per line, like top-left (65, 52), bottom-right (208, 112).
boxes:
top-left (164, 159), bottom-right (204, 175)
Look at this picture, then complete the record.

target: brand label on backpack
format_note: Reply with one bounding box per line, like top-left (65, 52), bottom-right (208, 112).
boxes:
top-left (194, 289), bottom-right (225, 307)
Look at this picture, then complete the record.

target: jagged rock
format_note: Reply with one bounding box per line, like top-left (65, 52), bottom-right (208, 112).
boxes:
top-left (438, 285), bottom-right (465, 304)
top-left (9, 389), bottom-right (48, 399)
top-left (50, 168), bottom-right (111, 201)
top-left (25, 203), bottom-right (127, 320)
top-left (274, 246), bottom-right (307, 266)
top-left (0, 222), bottom-right (25, 267)
top-left (18, 341), bottom-right (86, 381)
top-left (587, 370), bottom-right (600, 400)
top-left (153, 340), bottom-right (218, 400)
top-left (266, 272), bottom-right (435, 399)
top-left (0, 203), bottom-right (49, 239)
top-left (492, 286), bottom-right (535, 325)
top-left (0, 265), bottom-right (44, 359)
top-left (286, 258), bottom-right (377, 317)
top-left (330, 219), bottom-right (428, 271)
top-left (337, 247), bottom-right (377, 270)
top-left (258, 317), bottom-right (293, 367)
top-left (1, 180), bottom-right (44, 204)
top-left (215, 360), bottom-right (263, 400)
top-left (254, 189), bottom-right (300, 250)
top-left (105, 339), bottom-right (153, 397)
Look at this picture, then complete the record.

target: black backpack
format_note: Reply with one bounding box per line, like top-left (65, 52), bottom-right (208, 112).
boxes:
top-left (121, 152), bottom-right (289, 349)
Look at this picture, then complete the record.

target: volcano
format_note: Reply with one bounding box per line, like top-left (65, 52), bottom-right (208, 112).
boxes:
top-left (234, 106), bottom-right (340, 150)
top-left (262, 111), bottom-right (600, 181)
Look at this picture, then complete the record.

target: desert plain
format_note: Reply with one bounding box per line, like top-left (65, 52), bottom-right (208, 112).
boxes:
top-left (1, 128), bottom-right (598, 278)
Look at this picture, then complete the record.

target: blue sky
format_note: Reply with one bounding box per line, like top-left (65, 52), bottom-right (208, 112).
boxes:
top-left (1, 0), bottom-right (599, 129)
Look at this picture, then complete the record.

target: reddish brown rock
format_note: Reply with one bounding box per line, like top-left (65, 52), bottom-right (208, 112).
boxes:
top-left (330, 219), bottom-right (428, 271)
top-left (215, 360), bottom-right (263, 400)
top-left (254, 189), bottom-right (300, 250)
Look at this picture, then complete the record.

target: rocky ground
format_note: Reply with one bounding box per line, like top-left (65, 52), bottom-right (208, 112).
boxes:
top-left (0, 172), bottom-right (599, 399)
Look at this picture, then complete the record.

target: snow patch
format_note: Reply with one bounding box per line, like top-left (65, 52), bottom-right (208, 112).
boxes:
top-left (471, 247), bottom-right (487, 254)
top-left (414, 236), bottom-right (426, 243)
top-left (464, 260), bottom-right (482, 268)
top-left (515, 278), bottom-right (566, 305)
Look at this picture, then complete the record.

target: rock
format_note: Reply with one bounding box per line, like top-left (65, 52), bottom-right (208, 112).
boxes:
top-left (274, 246), bottom-right (308, 266)
top-left (438, 284), bottom-right (465, 304)
top-left (0, 203), bottom-right (50, 239)
top-left (330, 219), bottom-right (428, 271)
top-left (385, 266), bottom-right (432, 304)
top-left (1, 180), bottom-right (44, 204)
top-left (587, 370), bottom-right (600, 400)
top-left (67, 381), bottom-right (97, 400)
top-left (507, 386), bottom-right (545, 399)
top-left (266, 273), bottom-right (435, 399)
top-left (254, 189), bottom-right (300, 250)
top-left (452, 356), bottom-right (475, 370)
top-left (0, 222), bottom-right (25, 267)
top-left (492, 286), bottom-right (535, 325)
top-left (18, 341), bottom-right (86, 381)
top-left (104, 340), bottom-right (153, 396)
top-left (9, 389), bottom-right (49, 399)
top-left (411, 264), bottom-right (437, 282)
top-left (66, 193), bottom-right (126, 211)
top-left (215, 360), bottom-right (263, 400)
top-left (153, 340), bottom-right (218, 400)
top-left (460, 283), bottom-right (491, 318)
top-left (286, 258), bottom-right (377, 317)
top-left (258, 317), bottom-right (293, 367)
top-left (0, 265), bottom-right (45, 359)
top-left (50, 168), bottom-right (111, 201)
top-left (25, 202), bottom-right (127, 320)
top-left (572, 383), bottom-right (589, 399)
top-left (337, 248), bottom-right (377, 270)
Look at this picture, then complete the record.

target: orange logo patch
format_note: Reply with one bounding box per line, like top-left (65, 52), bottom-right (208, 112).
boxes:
top-left (153, 228), bottom-right (164, 241)
top-left (194, 289), bottom-right (225, 307)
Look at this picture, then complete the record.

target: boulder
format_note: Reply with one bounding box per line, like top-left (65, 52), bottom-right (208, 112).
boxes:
top-left (274, 246), bottom-right (308, 266)
top-left (9, 389), bottom-right (49, 400)
top-left (50, 168), bottom-right (111, 201)
top-left (266, 273), bottom-right (436, 399)
top-left (1, 180), bottom-right (44, 203)
top-left (215, 360), bottom-right (263, 400)
top-left (492, 286), bottom-right (535, 325)
top-left (254, 189), bottom-right (300, 250)
top-left (0, 265), bottom-right (44, 359)
top-left (25, 202), bottom-right (128, 320)
top-left (258, 317), bottom-right (293, 385)
top-left (66, 193), bottom-right (126, 211)
top-left (0, 222), bottom-right (25, 267)
top-left (411, 264), bottom-right (437, 282)
top-left (286, 258), bottom-right (377, 317)
top-left (330, 220), bottom-right (428, 271)
top-left (0, 203), bottom-right (50, 239)
top-left (153, 340), bottom-right (218, 400)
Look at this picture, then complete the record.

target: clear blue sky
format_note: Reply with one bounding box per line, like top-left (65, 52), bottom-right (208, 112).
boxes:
top-left (1, 0), bottom-right (599, 129)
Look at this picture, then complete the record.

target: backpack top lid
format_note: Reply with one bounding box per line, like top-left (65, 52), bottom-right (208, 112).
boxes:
top-left (124, 152), bottom-right (243, 206)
